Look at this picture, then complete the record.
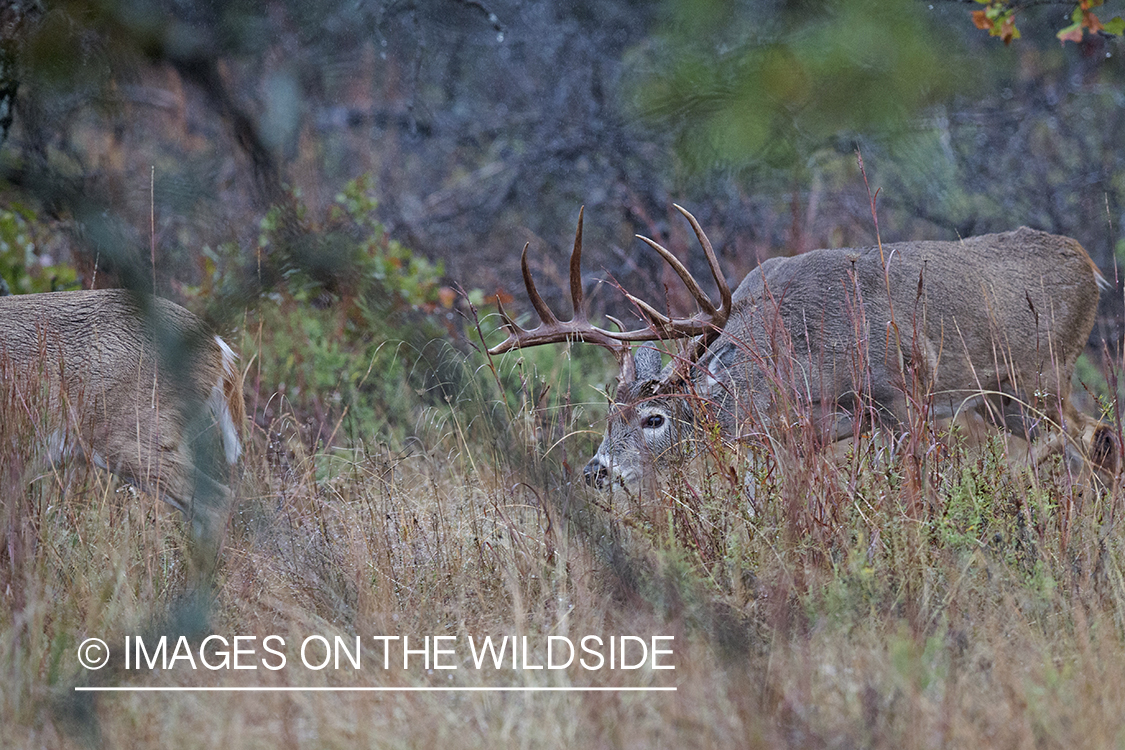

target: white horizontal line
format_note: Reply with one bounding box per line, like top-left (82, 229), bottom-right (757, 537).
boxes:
top-left (75, 686), bottom-right (676, 693)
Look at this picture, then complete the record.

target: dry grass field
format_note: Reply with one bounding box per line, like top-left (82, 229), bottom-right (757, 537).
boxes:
top-left (4, 335), bottom-right (1125, 749)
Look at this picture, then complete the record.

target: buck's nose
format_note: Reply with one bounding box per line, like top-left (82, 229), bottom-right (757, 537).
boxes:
top-left (584, 458), bottom-right (609, 489)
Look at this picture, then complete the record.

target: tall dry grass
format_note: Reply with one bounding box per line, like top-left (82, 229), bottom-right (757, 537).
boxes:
top-left (3, 333), bottom-right (1125, 749)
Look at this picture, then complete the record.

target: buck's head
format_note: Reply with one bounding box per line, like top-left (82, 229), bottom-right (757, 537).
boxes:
top-left (483, 204), bottom-right (730, 491)
top-left (584, 345), bottom-right (697, 489)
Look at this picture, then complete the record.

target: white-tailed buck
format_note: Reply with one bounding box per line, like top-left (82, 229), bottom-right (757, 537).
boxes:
top-left (489, 206), bottom-right (1115, 489)
top-left (0, 289), bottom-right (245, 533)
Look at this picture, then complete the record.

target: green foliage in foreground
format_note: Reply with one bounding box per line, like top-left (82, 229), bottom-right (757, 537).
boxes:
top-left (629, 0), bottom-right (964, 176)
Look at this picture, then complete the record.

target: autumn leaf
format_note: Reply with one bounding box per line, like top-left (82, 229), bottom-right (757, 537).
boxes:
top-left (487, 290), bottom-right (515, 307)
top-left (999, 14), bottom-right (1021, 43)
top-left (1056, 2), bottom-right (1121, 43)
top-left (973, 0), bottom-right (1123, 44)
top-left (1057, 22), bottom-right (1084, 42)
top-left (1082, 9), bottom-right (1105, 31)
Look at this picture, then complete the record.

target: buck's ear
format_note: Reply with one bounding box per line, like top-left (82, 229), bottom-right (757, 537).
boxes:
top-left (633, 345), bottom-right (663, 381)
top-left (690, 342), bottom-right (739, 402)
top-left (700, 343), bottom-right (737, 387)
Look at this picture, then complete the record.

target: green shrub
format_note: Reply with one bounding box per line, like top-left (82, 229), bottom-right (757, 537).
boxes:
top-left (0, 203), bottom-right (77, 293)
top-left (239, 176), bottom-right (617, 453)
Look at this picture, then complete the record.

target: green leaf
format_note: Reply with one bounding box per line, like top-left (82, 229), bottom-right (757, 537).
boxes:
top-left (1104, 15), bottom-right (1125, 35)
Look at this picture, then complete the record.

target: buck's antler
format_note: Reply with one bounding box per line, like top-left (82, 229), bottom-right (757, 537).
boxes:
top-left (630, 204), bottom-right (731, 346)
top-left (488, 205), bottom-right (731, 360)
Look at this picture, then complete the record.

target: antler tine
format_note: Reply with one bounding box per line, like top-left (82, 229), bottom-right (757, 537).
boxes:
top-left (487, 209), bottom-right (646, 358)
top-left (627, 205), bottom-right (731, 343)
top-left (674, 203), bottom-right (731, 327)
top-left (622, 292), bottom-right (690, 336)
top-left (569, 206), bottom-right (586, 320)
top-left (486, 205), bottom-right (731, 357)
top-left (520, 242), bottom-right (559, 327)
top-left (635, 234), bottom-right (719, 318)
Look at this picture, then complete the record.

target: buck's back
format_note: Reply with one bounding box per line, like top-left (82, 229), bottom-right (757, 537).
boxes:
top-left (720, 227), bottom-right (1100, 373)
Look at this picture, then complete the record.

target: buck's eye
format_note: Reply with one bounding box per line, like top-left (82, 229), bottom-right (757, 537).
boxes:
top-left (643, 414), bottom-right (665, 429)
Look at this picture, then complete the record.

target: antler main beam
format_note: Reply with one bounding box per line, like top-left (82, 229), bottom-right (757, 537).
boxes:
top-left (487, 205), bottom-right (732, 358)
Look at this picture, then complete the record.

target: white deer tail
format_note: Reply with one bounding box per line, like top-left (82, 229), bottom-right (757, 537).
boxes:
top-left (209, 335), bottom-right (245, 465)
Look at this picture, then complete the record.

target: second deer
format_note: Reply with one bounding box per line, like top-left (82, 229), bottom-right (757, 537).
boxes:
top-left (1, 289), bottom-right (245, 537)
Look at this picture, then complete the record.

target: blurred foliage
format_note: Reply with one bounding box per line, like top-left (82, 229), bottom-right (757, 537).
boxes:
top-left (244, 297), bottom-right (420, 444)
top-left (243, 287), bottom-right (618, 454)
top-left (220, 172), bottom-right (613, 450)
top-left (0, 202), bottom-right (76, 293)
top-left (257, 175), bottom-right (446, 309)
top-left (628, 0), bottom-right (964, 175)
